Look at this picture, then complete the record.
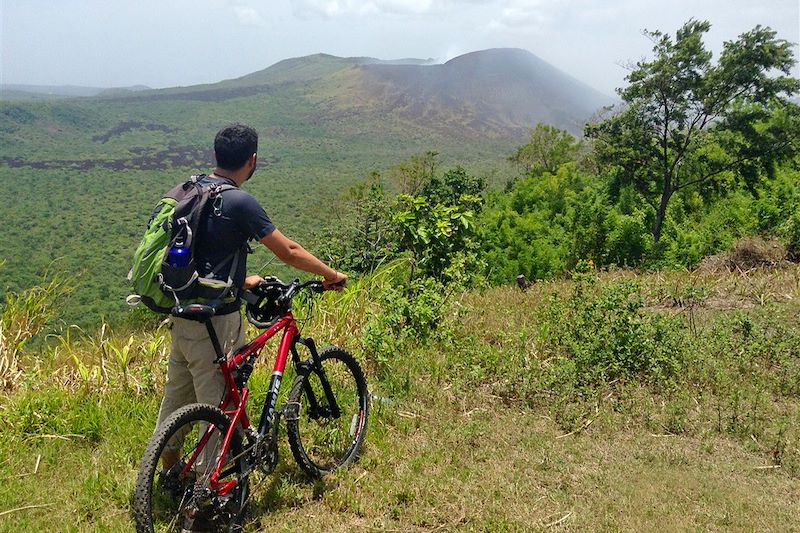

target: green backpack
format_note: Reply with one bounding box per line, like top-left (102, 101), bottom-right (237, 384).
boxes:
top-left (129, 175), bottom-right (242, 313)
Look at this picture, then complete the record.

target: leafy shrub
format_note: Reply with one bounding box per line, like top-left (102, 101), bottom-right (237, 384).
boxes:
top-left (604, 210), bottom-right (652, 266)
top-left (393, 193), bottom-right (484, 283)
top-left (540, 279), bottom-right (686, 388)
top-left (360, 277), bottom-right (448, 369)
top-left (784, 211), bottom-right (800, 261)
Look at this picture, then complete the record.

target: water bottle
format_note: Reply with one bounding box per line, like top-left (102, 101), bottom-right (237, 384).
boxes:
top-left (167, 240), bottom-right (190, 268)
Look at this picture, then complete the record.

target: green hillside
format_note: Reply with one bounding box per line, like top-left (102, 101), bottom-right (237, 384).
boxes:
top-left (2, 21), bottom-right (800, 531)
top-left (3, 51), bottom-right (566, 326)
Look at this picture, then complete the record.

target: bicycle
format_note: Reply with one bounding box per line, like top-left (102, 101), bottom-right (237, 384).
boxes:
top-left (133, 278), bottom-right (369, 532)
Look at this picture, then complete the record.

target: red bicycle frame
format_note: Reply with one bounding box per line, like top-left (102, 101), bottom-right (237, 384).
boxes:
top-left (182, 311), bottom-right (301, 497)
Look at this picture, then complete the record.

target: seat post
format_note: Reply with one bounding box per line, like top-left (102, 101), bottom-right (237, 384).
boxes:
top-left (205, 321), bottom-right (226, 363)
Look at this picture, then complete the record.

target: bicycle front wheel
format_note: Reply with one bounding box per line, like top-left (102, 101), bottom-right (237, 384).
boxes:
top-left (287, 346), bottom-right (369, 479)
top-left (133, 403), bottom-right (248, 533)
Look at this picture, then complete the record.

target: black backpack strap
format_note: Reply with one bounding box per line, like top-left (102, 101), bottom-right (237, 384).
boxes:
top-left (208, 183), bottom-right (238, 217)
top-left (200, 245), bottom-right (244, 299)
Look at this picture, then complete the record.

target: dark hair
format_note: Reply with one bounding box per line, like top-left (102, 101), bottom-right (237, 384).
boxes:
top-left (214, 124), bottom-right (258, 170)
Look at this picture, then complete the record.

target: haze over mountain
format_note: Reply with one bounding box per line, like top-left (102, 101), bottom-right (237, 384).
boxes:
top-left (176, 48), bottom-right (613, 137)
top-left (3, 48), bottom-right (613, 138)
top-left (0, 84), bottom-right (151, 100)
top-left (352, 48), bottom-right (613, 137)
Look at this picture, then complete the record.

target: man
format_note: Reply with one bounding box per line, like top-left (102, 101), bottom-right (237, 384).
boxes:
top-left (156, 123), bottom-right (346, 469)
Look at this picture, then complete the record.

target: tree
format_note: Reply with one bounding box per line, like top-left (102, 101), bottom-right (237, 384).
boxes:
top-left (391, 162), bottom-right (487, 284)
top-left (587, 20), bottom-right (800, 242)
top-left (390, 151), bottom-right (439, 196)
top-left (509, 124), bottom-right (584, 176)
top-left (317, 172), bottom-right (396, 274)
top-left (392, 193), bottom-right (483, 283)
top-left (420, 166), bottom-right (486, 208)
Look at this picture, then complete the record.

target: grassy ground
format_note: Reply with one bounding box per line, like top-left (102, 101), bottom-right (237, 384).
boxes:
top-left (1, 266), bottom-right (799, 531)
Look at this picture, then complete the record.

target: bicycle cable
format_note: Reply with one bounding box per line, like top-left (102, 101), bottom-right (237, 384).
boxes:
top-left (296, 292), bottom-right (315, 337)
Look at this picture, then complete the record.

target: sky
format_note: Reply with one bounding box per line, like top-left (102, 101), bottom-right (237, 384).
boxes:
top-left (1, 0), bottom-right (798, 96)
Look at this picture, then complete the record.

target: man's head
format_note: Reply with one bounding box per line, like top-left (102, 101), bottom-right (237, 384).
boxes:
top-left (214, 124), bottom-right (258, 172)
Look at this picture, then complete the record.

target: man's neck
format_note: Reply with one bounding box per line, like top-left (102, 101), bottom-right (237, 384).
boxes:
top-left (211, 168), bottom-right (245, 188)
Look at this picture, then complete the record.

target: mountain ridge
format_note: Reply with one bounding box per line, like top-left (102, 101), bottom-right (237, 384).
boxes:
top-left (2, 49), bottom-right (612, 137)
top-left (348, 47), bottom-right (613, 136)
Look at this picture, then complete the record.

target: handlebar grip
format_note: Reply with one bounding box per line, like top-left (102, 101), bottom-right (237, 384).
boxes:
top-left (310, 281), bottom-right (325, 293)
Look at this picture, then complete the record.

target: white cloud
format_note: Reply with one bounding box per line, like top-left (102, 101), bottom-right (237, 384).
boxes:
top-left (484, 0), bottom-right (568, 33)
top-left (233, 5), bottom-right (268, 27)
top-left (294, 0), bottom-right (489, 18)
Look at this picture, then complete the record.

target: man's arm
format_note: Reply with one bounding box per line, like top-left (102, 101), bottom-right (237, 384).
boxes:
top-left (243, 230), bottom-right (347, 290)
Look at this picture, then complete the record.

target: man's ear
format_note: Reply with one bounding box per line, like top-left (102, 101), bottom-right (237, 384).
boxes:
top-left (250, 153), bottom-right (258, 167)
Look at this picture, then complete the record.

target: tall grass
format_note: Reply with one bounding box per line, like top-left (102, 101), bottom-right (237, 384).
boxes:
top-left (47, 322), bottom-right (169, 393)
top-left (298, 258), bottom-right (410, 348)
top-left (0, 275), bottom-right (71, 390)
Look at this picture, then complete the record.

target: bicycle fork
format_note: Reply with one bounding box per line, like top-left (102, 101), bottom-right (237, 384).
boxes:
top-left (293, 338), bottom-right (342, 421)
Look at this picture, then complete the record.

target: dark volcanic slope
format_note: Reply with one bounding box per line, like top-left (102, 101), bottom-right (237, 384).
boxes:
top-left (355, 48), bottom-right (613, 137)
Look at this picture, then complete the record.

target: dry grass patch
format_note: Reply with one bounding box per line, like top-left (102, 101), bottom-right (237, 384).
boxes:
top-left (238, 389), bottom-right (800, 532)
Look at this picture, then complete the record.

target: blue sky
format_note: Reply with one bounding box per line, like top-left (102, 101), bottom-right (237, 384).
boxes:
top-left (1, 0), bottom-right (798, 95)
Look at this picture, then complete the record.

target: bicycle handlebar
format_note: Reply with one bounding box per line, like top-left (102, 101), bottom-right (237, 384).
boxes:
top-left (243, 278), bottom-right (328, 329)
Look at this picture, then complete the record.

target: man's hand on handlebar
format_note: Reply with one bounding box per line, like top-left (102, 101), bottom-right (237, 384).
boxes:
top-left (244, 272), bottom-right (347, 292)
top-left (244, 275), bottom-right (266, 290)
top-left (323, 271), bottom-right (348, 291)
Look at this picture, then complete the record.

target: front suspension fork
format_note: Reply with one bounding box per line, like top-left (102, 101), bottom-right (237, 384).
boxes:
top-left (292, 338), bottom-right (341, 420)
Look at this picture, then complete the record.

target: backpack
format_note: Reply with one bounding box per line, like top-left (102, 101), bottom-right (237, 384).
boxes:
top-left (129, 175), bottom-right (243, 313)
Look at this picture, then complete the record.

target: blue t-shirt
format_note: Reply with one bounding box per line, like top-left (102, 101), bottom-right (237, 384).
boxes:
top-left (195, 176), bottom-right (276, 293)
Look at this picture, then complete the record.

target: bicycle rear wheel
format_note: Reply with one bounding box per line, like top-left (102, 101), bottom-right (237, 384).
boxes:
top-left (287, 346), bottom-right (369, 479)
top-left (133, 403), bottom-right (248, 533)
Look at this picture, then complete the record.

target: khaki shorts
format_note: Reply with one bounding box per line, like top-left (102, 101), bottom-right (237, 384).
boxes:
top-left (155, 311), bottom-right (245, 440)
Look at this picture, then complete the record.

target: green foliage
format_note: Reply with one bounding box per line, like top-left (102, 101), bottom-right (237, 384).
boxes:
top-left (509, 123), bottom-right (585, 176)
top-left (388, 150), bottom-right (440, 196)
top-left (657, 191), bottom-right (759, 267)
top-left (389, 156), bottom-right (488, 285)
top-left (587, 19), bottom-right (800, 242)
top-left (604, 209), bottom-right (652, 266)
top-left (482, 163), bottom-right (657, 282)
top-left (317, 173), bottom-right (397, 274)
top-left (393, 193), bottom-right (484, 283)
top-left (541, 278), bottom-right (686, 388)
top-left (420, 166), bottom-right (486, 207)
top-left (484, 122), bottom-right (799, 279)
top-left (361, 277), bottom-right (448, 370)
top-left (324, 154), bottom-right (488, 286)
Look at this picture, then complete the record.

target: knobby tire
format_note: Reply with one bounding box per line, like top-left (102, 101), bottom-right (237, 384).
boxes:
top-left (133, 403), bottom-right (247, 533)
top-left (286, 346), bottom-right (369, 479)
